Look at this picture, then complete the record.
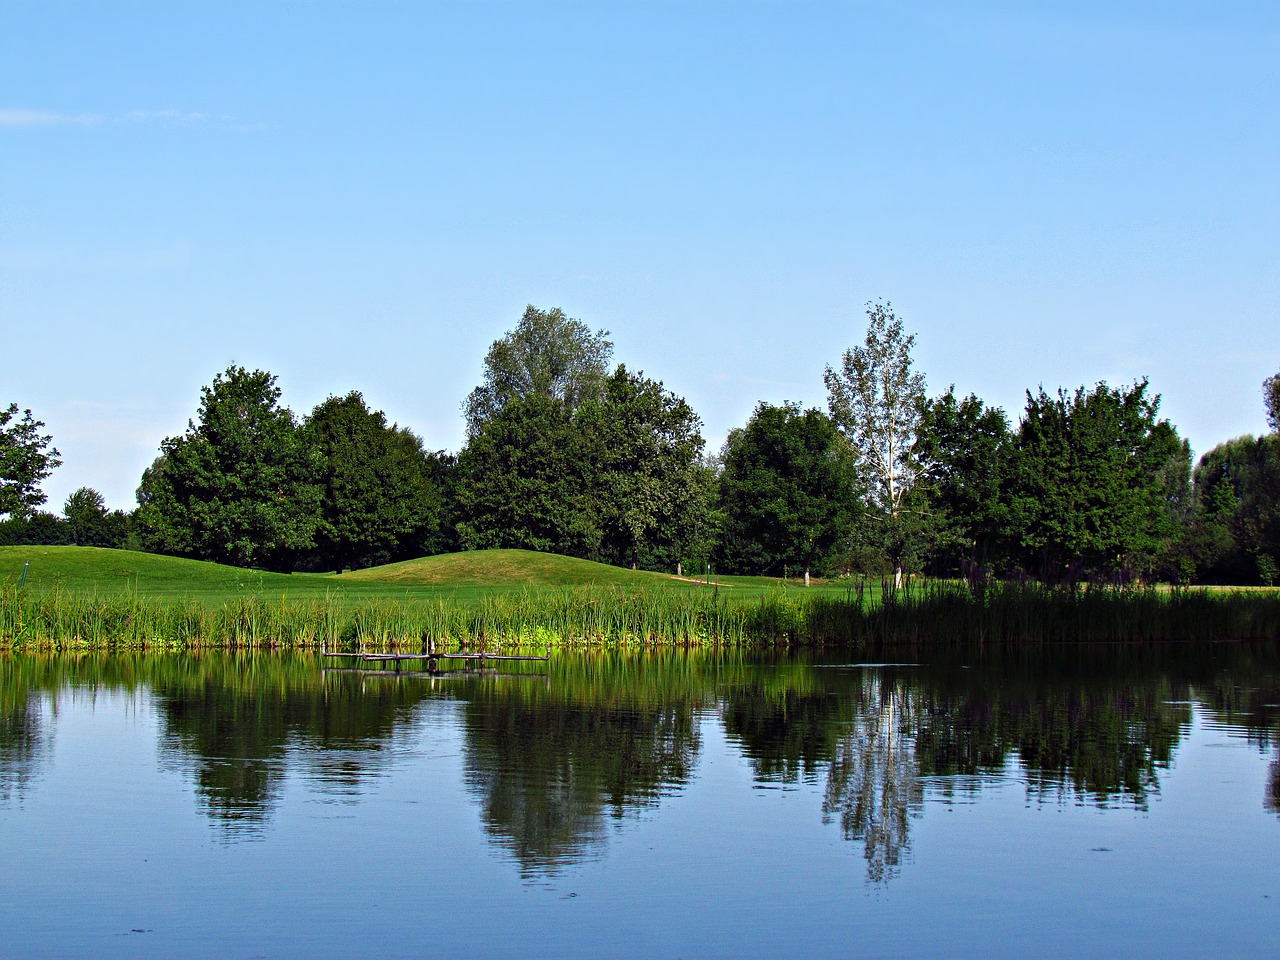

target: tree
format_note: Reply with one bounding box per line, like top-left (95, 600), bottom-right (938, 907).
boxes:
top-left (456, 366), bottom-right (714, 571)
top-left (0, 404), bottom-right (61, 520)
top-left (1265, 371), bottom-right (1280, 434)
top-left (1007, 379), bottom-right (1185, 580)
top-left (716, 403), bottom-right (857, 582)
top-left (464, 305), bottom-right (613, 438)
top-left (305, 392), bottom-right (446, 572)
top-left (456, 393), bottom-right (599, 556)
top-left (1188, 434), bottom-right (1280, 585)
top-left (135, 367), bottom-right (323, 571)
top-left (913, 388), bottom-right (1013, 575)
top-left (63, 486), bottom-right (130, 548)
top-left (580, 366), bottom-right (713, 571)
top-left (0, 511), bottom-right (70, 546)
top-left (824, 301), bottom-right (929, 587)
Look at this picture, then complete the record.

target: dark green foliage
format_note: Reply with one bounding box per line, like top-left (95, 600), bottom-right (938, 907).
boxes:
top-left (1007, 380), bottom-right (1186, 580)
top-left (0, 404), bottom-right (61, 520)
top-left (458, 366), bottom-right (713, 571)
top-left (457, 394), bottom-right (598, 555)
top-left (580, 366), bottom-right (713, 570)
top-left (304, 392), bottom-right (447, 571)
top-left (63, 487), bottom-right (130, 548)
top-left (913, 388), bottom-right (1013, 574)
top-left (716, 403), bottom-right (856, 578)
top-left (0, 511), bottom-right (71, 546)
top-left (1188, 434), bottom-right (1280, 584)
top-left (135, 366), bottom-right (323, 571)
top-left (464, 305), bottom-right (613, 438)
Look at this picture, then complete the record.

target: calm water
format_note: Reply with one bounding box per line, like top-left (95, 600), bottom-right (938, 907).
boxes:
top-left (2, 645), bottom-right (1278, 958)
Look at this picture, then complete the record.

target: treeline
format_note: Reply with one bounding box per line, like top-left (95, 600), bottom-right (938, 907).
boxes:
top-left (2, 304), bottom-right (1278, 585)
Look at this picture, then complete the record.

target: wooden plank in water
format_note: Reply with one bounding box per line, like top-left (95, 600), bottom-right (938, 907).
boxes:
top-left (320, 649), bottom-right (550, 663)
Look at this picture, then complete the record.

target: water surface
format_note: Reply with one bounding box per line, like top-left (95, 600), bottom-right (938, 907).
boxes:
top-left (2, 646), bottom-right (1278, 958)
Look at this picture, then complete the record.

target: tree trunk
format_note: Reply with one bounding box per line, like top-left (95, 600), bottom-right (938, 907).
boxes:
top-left (893, 565), bottom-right (903, 590)
top-left (804, 566), bottom-right (810, 587)
top-left (677, 561), bottom-right (682, 577)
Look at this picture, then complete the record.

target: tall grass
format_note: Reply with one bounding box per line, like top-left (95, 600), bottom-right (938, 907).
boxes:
top-left (3, 578), bottom-right (1279, 652)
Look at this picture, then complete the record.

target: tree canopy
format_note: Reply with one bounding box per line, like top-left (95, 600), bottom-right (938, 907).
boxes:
top-left (63, 486), bottom-right (130, 548)
top-left (716, 403), bottom-right (856, 579)
top-left (824, 301), bottom-right (930, 584)
top-left (136, 366), bottom-right (323, 571)
top-left (913, 388), bottom-right (1013, 574)
top-left (581, 366), bottom-right (711, 570)
top-left (1265, 371), bottom-right (1280, 435)
top-left (305, 392), bottom-right (447, 572)
top-left (1187, 434), bottom-right (1280, 585)
top-left (456, 393), bottom-right (597, 556)
top-left (1007, 379), bottom-right (1185, 579)
top-left (464, 305), bottom-right (613, 438)
top-left (0, 403), bottom-right (61, 520)
top-left (457, 365), bottom-right (712, 570)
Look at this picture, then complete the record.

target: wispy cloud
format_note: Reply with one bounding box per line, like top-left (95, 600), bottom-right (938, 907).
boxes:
top-left (0, 108), bottom-right (100, 127)
top-left (125, 109), bottom-right (210, 123)
top-left (1, 108), bottom-right (268, 131)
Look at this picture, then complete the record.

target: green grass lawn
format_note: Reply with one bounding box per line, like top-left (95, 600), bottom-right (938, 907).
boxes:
top-left (0, 545), bottom-right (858, 606)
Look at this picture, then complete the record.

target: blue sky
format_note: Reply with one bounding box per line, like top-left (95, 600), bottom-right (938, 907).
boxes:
top-left (4, 0), bottom-right (1277, 511)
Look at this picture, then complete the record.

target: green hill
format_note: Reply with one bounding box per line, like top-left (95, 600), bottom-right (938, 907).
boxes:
top-left (341, 548), bottom-right (681, 587)
top-left (0, 546), bottom-right (304, 599)
top-left (1, 545), bottom-right (811, 603)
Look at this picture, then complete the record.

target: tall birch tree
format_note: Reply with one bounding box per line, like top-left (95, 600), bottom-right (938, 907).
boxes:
top-left (824, 301), bottom-right (928, 587)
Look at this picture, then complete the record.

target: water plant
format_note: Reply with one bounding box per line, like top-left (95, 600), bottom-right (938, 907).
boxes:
top-left (3, 577), bottom-right (1279, 652)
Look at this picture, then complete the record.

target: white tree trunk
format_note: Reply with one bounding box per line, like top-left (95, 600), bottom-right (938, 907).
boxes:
top-left (804, 566), bottom-right (810, 587)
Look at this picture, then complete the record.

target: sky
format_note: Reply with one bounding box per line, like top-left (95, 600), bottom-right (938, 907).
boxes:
top-left (3, 0), bottom-right (1278, 512)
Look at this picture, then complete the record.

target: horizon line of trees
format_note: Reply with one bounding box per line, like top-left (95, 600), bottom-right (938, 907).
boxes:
top-left (3, 304), bottom-right (1279, 586)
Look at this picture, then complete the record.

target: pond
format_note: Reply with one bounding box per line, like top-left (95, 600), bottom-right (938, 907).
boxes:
top-left (2, 645), bottom-right (1278, 958)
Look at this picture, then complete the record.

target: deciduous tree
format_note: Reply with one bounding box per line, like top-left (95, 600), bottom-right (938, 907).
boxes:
top-left (464, 305), bottom-right (613, 438)
top-left (1265, 371), bottom-right (1280, 434)
top-left (913, 388), bottom-right (1013, 574)
top-left (0, 403), bottom-right (61, 520)
top-left (135, 367), bottom-right (322, 570)
top-left (63, 486), bottom-right (130, 548)
top-left (824, 301), bottom-right (929, 587)
top-left (1188, 434), bottom-right (1280, 585)
top-left (456, 393), bottom-right (599, 555)
top-left (716, 403), bottom-right (856, 582)
top-left (305, 392), bottom-right (446, 572)
top-left (1008, 379), bottom-right (1185, 580)
top-left (580, 366), bottom-right (712, 571)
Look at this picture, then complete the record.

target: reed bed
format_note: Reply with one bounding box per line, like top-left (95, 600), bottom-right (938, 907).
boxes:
top-left (2, 579), bottom-right (1279, 652)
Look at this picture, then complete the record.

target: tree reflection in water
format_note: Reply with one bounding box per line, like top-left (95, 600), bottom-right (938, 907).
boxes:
top-left (3, 643), bottom-right (1280, 874)
top-left (151, 655), bottom-right (429, 838)
top-left (458, 669), bottom-right (701, 878)
top-left (822, 672), bottom-right (923, 883)
top-left (0, 695), bottom-right (46, 803)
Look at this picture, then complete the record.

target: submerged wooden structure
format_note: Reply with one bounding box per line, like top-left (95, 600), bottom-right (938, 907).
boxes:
top-left (320, 642), bottom-right (551, 673)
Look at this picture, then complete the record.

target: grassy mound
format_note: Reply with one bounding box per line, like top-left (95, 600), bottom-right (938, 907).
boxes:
top-left (0, 545), bottom-right (815, 603)
top-left (0, 545), bottom-right (300, 597)
top-left (341, 548), bottom-right (681, 587)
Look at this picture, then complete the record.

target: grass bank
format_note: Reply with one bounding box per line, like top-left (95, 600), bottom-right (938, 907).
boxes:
top-left (3, 571), bottom-right (1279, 651)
